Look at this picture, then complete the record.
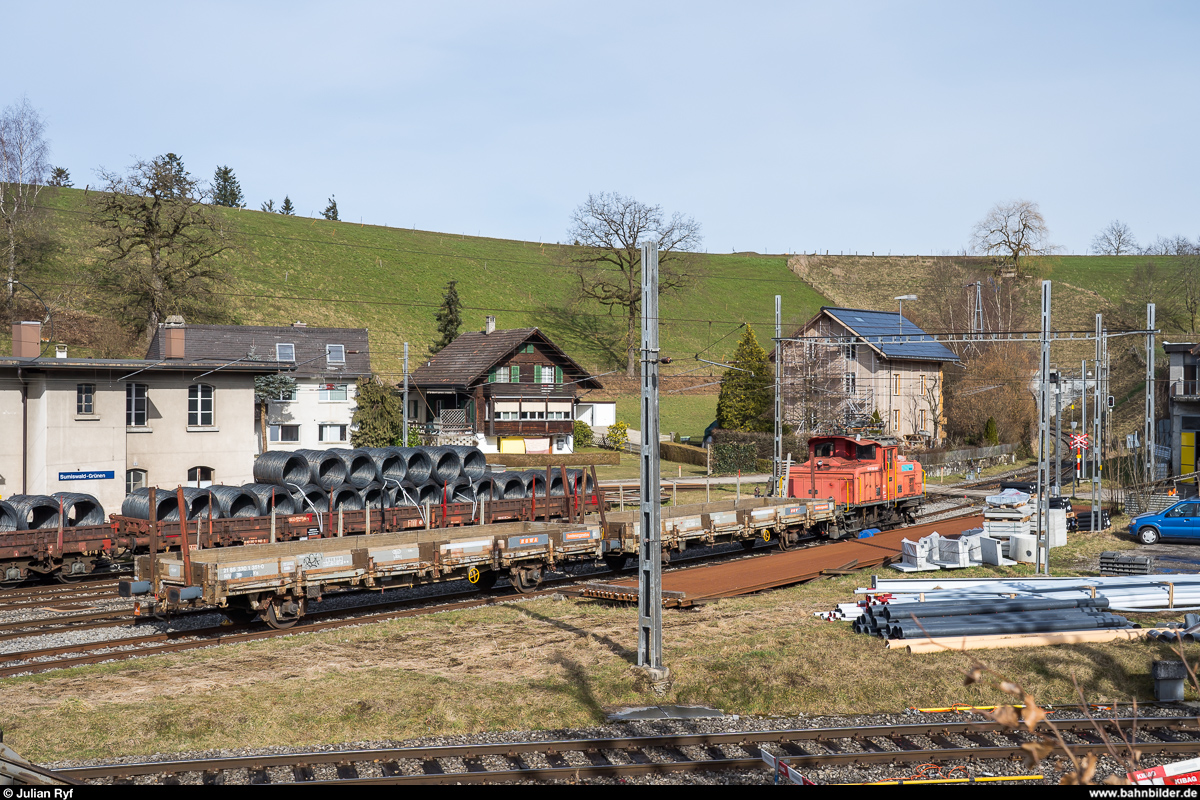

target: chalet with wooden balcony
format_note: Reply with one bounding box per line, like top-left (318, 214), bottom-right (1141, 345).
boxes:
top-left (408, 320), bottom-right (602, 454)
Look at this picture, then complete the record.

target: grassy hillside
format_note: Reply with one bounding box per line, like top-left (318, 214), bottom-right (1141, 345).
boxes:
top-left (17, 188), bottom-right (828, 377)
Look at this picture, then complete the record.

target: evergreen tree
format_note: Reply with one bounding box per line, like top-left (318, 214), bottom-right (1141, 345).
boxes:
top-left (715, 324), bottom-right (773, 432)
top-left (48, 166), bottom-right (72, 187)
top-left (158, 153), bottom-right (188, 198)
top-left (322, 195), bottom-right (339, 220)
top-left (260, 199), bottom-right (276, 213)
top-left (279, 195), bottom-right (295, 215)
top-left (350, 375), bottom-right (402, 447)
top-left (984, 416), bottom-right (1000, 446)
top-left (212, 166), bottom-right (244, 207)
top-left (430, 280), bottom-right (464, 354)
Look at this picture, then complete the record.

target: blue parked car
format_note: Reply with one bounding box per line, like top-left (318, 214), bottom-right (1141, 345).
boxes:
top-left (1129, 500), bottom-right (1200, 545)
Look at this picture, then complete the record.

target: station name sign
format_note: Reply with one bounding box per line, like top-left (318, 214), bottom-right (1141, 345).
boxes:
top-left (58, 471), bottom-right (115, 481)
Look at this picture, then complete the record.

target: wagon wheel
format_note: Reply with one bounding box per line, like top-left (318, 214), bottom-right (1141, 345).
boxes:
top-left (510, 567), bottom-right (543, 594)
top-left (54, 567), bottom-right (86, 584)
top-left (603, 554), bottom-right (628, 572)
top-left (221, 604), bottom-right (260, 625)
top-left (265, 599), bottom-right (302, 630)
top-left (777, 529), bottom-right (795, 551)
top-left (740, 539), bottom-right (757, 551)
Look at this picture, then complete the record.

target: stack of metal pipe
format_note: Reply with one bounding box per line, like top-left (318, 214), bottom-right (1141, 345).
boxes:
top-left (852, 596), bottom-right (1133, 640)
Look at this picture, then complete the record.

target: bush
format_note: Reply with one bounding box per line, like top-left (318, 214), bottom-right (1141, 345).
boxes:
top-left (712, 442), bottom-right (757, 474)
top-left (605, 420), bottom-right (629, 451)
top-left (573, 419), bottom-right (594, 448)
top-left (710, 428), bottom-right (809, 462)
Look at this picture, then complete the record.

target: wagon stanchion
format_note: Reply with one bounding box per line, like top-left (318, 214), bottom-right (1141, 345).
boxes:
top-left (176, 486), bottom-right (191, 584)
top-left (560, 465), bottom-right (573, 523)
top-left (590, 465), bottom-right (607, 531)
top-left (148, 487), bottom-right (158, 588)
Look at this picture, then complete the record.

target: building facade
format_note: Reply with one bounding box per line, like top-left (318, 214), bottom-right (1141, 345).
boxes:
top-left (408, 321), bottom-right (601, 454)
top-left (1, 322), bottom-right (285, 515)
top-left (1166, 342), bottom-right (1200, 483)
top-left (146, 322), bottom-right (371, 453)
top-left (776, 307), bottom-right (959, 443)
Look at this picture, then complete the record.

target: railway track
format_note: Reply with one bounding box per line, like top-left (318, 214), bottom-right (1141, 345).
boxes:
top-left (53, 716), bottom-right (1200, 784)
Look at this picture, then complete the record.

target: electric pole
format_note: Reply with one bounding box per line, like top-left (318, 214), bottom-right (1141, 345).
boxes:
top-left (403, 342), bottom-right (410, 444)
top-left (638, 240), bottom-right (668, 688)
top-left (774, 294), bottom-right (782, 494)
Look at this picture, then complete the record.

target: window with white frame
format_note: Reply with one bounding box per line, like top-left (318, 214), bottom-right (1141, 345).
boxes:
top-left (276, 386), bottom-right (297, 402)
top-left (843, 372), bottom-right (856, 394)
top-left (842, 343), bottom-right (857, 361)
top-left (276, 343), bottom-right (295, 361)
top-left (188, 384), bottom-right (215, 426)
top-left (892, 373), bottom-right (901, 396)
top-left (77, 383), bottom-right (95, 415)
top-left (126, 383), bottom-right (148, 426)
top-left (187, 466), bottom-right (213, 488)
top-left (319, 424), bottom-right (348, 442)
top-left (326, 344), bottom-right (345, 364)
top-left (126, 469), bottom-right (147, 494)
top-left (319, 383), bottom-right (348, 402)
top-left (269, 424), bottom-right (300, 442)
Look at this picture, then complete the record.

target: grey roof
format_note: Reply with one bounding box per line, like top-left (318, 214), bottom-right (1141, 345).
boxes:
top-left (0, 356), bottom-right (285, 372)
top-left (823, 307), bottom-right (959, 363)
top-left (146, 324), bottom-right (370, 378)
top-left (411, 327), bottom-right (600, 390)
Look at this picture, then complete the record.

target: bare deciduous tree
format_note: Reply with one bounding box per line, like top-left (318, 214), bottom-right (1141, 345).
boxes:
top-left (91, 155), bottom-right (231, 336)
top-left (0, 96), bottom-right (49, 306)
top-left (1091, 220), bottom-right (1138, 255)
top-left (567, 192), bottom-right (702, 375)
top-left (1178, 255), bottom-right (1200, 335)
top-left (970, 200), bottom-right (1056, 276)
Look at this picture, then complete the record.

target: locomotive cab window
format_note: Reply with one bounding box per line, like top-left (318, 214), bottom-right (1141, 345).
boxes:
top-left (814, 443), bottom-right (834, 458)
top-left (855, 443), bottom-right (877, 461)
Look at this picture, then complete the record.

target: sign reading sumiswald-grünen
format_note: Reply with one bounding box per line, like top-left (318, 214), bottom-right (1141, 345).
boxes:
top-left (57, 471), bottom-right (115, 481)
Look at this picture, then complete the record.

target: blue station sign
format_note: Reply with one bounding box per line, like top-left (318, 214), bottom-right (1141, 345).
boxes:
top-left (58, 471), bottom-right (115, 481)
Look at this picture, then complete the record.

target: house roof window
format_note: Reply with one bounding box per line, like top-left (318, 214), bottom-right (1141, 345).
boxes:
top-left (277, 343), bottom-right (295, 361)
top-left (326, 344), bottom-right (345, 364)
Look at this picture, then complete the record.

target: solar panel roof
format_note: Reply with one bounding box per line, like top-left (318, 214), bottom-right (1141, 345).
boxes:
top-left (823, 307), bottom-right (959, 363)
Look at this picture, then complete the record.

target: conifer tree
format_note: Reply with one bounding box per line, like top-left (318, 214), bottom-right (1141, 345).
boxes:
top-left (322, 195), bottom-right (339, 220)
top-left (159, 153), bottom-right (188, 198)
top-left (279, 196), bottom-right (295, 215)
top-left (48, 167), bottom-right (72, 187)
top-left (715, 324), bottom-right (773, 432)
top-left (350, 375), bottom-right (403, 448)
top-left (430, 279), bottom-right (463, 354)
top-left (212, 165), bottom-right (244, 207)
top-left (260, 199), bottom-right (275, 213)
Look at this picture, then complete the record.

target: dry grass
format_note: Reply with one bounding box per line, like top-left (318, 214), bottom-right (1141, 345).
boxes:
top-left (1, 547), bottom-right (1185, 764)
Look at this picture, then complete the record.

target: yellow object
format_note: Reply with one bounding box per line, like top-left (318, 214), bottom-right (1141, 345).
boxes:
top-left (468, 567), bottom-right (481, 584)
top-left (838, 775), bottom-right (1043, 785)
top-left (499, 437), bottom-right (526, 454)
top-left (762, 530), bottom-right (772, 542)
top-left (1184, 432), bottom-right (1196, 483)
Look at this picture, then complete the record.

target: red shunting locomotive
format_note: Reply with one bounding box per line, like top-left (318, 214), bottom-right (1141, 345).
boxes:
top-left (786, 434), bottom-right (925, 539)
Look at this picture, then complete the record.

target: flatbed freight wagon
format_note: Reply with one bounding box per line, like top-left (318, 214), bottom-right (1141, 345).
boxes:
top-left (128, 520), bottom-right (604, 628)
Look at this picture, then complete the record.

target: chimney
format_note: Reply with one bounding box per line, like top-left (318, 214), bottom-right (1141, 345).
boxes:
top-left (485, 315), bottom-right (496, 334)
top-left (11, 321), bottom-right (40, 358)
top-left (163, 315), bottom-right (185, 359)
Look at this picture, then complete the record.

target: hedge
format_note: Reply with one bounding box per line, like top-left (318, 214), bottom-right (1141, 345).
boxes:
top-left (710, 428), bottom-right (810, 461)
top-left (711, 442), bottom-right (758, 474)
top-left (659, 441), bottom-right (709, 467)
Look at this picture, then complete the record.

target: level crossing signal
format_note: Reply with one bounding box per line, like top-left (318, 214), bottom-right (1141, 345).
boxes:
top-left (1069, 433), bottom-right (1090, 451)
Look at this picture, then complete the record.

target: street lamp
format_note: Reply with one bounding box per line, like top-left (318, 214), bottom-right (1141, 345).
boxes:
top-left (894, 295), bottom-right (917, 334)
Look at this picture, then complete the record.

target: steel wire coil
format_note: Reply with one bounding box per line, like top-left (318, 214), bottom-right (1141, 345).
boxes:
top-left (240, 484), bottom-right (297, 516)
top-left (444, 478), bottom-right (476, 503)
top-left (548, 473), bottom-right (567, 497)
top-left (290, 484), bottom-right (330, 514)
top-left (391, 483), bottom-right (423, 507)
top-left (327, 448), bottom-right (381, 488)
top-left (180, 487), bottom-right (221, 520)
top-left (423, 446), bottom-right (464, 484)
top-left (121, 489), bottom-right (183, 522)
top-left (7, 495), bottom-right (62, 529)
top-left (329, 483), bottom-right (364, 512)
top-left (294, 449), bottom-right (348, 488)
top-left (472, 477), bottom-right (496, 501)
top-left (516, 471), bottom-right (547, 498)
top-left (365, 448), bottom-right (406, 483)
top-left (0, 501), bottom-right (19, 532)
top-left (394, 448), bottom-right (433, 484)
top-left (358, 481), bottom-right (389, 510)
top-left (252, 451), bottom-right (311, 486)
top-left (50, 492), bottom-right (106, 526)
top-left (401, 481), bottom-right (440, 505)
top-left (449, 446), bottom-right (487, 480)
top-left (204, 486), bottom-right (260, 518)
top-left (566, 469), bottom-right (596, 497)
top-left (489, 471), bottom-right (528, 500)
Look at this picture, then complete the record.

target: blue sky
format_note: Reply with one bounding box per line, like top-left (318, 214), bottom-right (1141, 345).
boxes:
top-left (10, 1), bottom-right (1198, 255)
